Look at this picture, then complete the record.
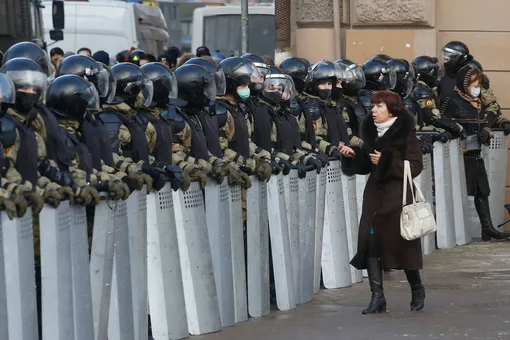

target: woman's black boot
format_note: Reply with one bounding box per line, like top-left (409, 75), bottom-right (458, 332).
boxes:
top-left (405, 269), bottom-right (425, 311)
top-left (362, 258), bottom-right (387, 314)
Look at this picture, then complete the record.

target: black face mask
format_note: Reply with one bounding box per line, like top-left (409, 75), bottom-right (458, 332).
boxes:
top-left (343, 87), bottom-right (359, 97)
top-left (263, 91), bottom-right (282, 106)
top-left (250, 82), bottom-right (264, 94)
top-left (15, 92), bottom-right (39, 114)
top-left (331, 87), bottom-right (344, 101)
top-left (316, 89), bottom-right (331, 100)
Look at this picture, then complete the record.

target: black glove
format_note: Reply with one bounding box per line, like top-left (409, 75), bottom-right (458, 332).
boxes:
top-left (278, 159), bottom-right (292, 176)
top-left (479, 127), bottom-right (491, 146)
top-left (141, 163), bottom-right (167, 191)
top-left (269, 160), bottom-right (283, 175)
top-left (163, 164), bottom-right (184, 192)
top-left (440, 131), bottom-right (453, 143)
top-left (504, 123), bottom-right (510, 136)
top-left (329, 148), bottom-right (342, 161)
top-left (292, 162), bottom-right (307, 179)
top-left (419, 139), bottom-right (433, 155)
top-left (306, 157), bottom-right (322, 174)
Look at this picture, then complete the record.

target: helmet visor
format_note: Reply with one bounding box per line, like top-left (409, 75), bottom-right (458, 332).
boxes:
top-left (3, 69), bottom-right (47, 101)
top-left (85, 64), bottom-right (110, 99)
top-left (381, 67), bottom-right (397, 90)
top-left (141, 77), bottom-right (154, 107)
top-left (214, 69), bottom-right (226, 96)
top-left (344, 65), bottom-right (366, 89)
top-left (0, 74), bottom-right (16, 105)
top-left (236, 62), bottom-right (264, 85)
top-left (82, 83), bottom-right (101, 113)
top-left (252, 61), bottom-right (270, 78)
top-left (204, 77), bottom-right (217, 101)
top-left (263, 74), bottom-right (295, 101)
top-left (104, 66), bottom-right (117, 104)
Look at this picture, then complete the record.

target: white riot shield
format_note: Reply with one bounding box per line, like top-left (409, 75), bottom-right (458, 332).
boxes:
top-left (2, 209), bottom-right (38, 340)
top-left (108, 199), bottom-right (135, 340)
top-left (126, 189), bottom-right (148, 340)
top-left (246, 176), bottom-right (270, 318)
top-left (69, 206), bottom-right (94, 340)
top-left (449, 140), bottom-right (472, 246)
top-left (298, 170), bottom-right (317, 304)
top-left (39, 202), bottom-right (74, 340)
top-left (283, 170), bottom-right (299, 302)
top-left (322, 161), bottom-right (352, 289)
top-left (313, 168), bottom-right (327, 294)
top-left (267, 174), bottom-right (296, 311)
top-left (415, 154), bottom-right (436, 255)
top-left (466, 197), bottom-right (480, 239)
top-left (229, 185), bottom-right (248, 323)
top-left (483, 131), bottom-right (508, 230)
top-left (0, 212), bottom-right (7, 340)
top-left (342, 174), bottom-right (362, 283)
top-left (356, 175), bottom-right (368, 223)
top-left (205, 179), bottom-right (235, 327)
top-left (90, 199), bottom-right (115, 340)
top-left (147, 184), bottom-right (188, 340)
top-left (173, 182), bottom-right (221, 335)
top-left (433, 141), bottom-right (456, 249)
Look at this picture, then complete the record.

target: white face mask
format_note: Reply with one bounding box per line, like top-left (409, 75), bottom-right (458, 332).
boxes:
top-left (470, 87), bottom-right (481, 98)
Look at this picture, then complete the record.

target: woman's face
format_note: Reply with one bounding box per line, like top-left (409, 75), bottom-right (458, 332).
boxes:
top-left (467, 79), bottom-right (481, 96)
top-left (371, 102), bottom-right (392, 124)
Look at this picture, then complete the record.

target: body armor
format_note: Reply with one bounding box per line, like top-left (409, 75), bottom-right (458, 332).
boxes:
top-left (138, 108), bottom-right (174, 164)
top-left (217, 99), bottom-right (250, 158)
top-left (246, 98), bottom-right (272, 152)
top-left (80, 115), bottom-right (115, 168)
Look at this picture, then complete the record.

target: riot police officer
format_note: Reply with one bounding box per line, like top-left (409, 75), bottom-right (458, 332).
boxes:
top-left (438, 41), bottom-right (473, 107)
top-left (359, 58), bottom-right (397, 114)
top-left (335, 58), bottom-right (366, 137)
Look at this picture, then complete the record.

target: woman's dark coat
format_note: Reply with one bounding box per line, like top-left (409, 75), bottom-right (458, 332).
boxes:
top-left (342, 111), bottom-right (424, 270)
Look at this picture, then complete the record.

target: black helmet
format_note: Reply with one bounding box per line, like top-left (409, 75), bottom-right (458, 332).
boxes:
top-left (140, 62), bottom-right (178, 107)
top-left (46, 75), bottom-right (100, 120)
top-left (241, 53), bottom-right (270, 78)
top-left (280, 57), bottom-right (309, 93)
top-left (262, 71), bottom-right (296, 106)
top-left (127, 49), bottom-right (146, 66)
top-left (0, 57), bottom-right (48, 113)
top-left (56, 54), bottom-right (112, 101)
top-left (335, 58), bottom-right (366, 91)
top-left (3, 42), bottom-right (52, 77)
top-left (304, 60), bottom-right (337, 100)
top-left (0, 73), bottom-right (16, 113)
top-left (116, 50), bottom-right (129, 63)
top-left (387, 59), bottom-right (415, 97)
top-left (441, 41), bottom-right (472, 73)
top-left (362, 59), bottom-right (396, 91)
top-left (219, 57), bottom-right (263, 95)
top-left (174, 64), bottom-right (216, 109)
top-left (412, 56), bottom-right (439, 88)
top-left (0, 51), bottom-right (3, 66)
top-left (111, 62), bottom-right (154, 106)
top-left (371, 54), bottom-right (392, 63)
top-left (184, 57), bottom-right (226, 96)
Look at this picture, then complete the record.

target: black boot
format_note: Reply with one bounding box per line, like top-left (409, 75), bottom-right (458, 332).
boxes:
top-left (404, 270), bottom-right (425, 311)
top-left (362, 258), bottom-right (387, 314)
top-left (475, 196), bottom-right (510, 241)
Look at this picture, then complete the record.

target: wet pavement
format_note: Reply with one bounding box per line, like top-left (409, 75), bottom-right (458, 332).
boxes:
top-left (196, 241), bottom-right (510, 340)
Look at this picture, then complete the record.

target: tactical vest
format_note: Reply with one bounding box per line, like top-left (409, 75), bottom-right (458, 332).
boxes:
top-left (179, 109), bottom-right (210, 161)
top-left (246, 98), bottom-right (272, 152)
top-left (268, 106), bottom-right (301, 155)
top-left (337, 96), bottom-right (363, 137)
top-left (0, 115), bottom-right (38, 185)
top-left (138, 108), bottom-right (173, 164)
top-left (322, 103), bottom-right (349, 146)
top-left (197, 111), bottom-right (223, 158)
top-left (402, 95), bottom-right (420, 123)
top-left (80, 115), bottom-right (115, 168)
top-left (217, 100), bottom-right (250, 158)
top-left (59, 128), bottom-right (94, 175)
top-left (296, 96), bottom-right (317, 148)
top-left (30, 102), bottom-right (73, 170)
top-left (438, 74), bottom-right (456, 107)
top-left (99, 109), bottom-right (150, 164)
top-left (357, 89), bottom-right (374, 115)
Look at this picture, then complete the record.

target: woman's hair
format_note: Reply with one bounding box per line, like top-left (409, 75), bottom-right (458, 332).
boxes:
top-left (176, 52), bottom-right (195, 68)
top-left (371, 90), bottom-right (406, 117)
top-left (468, 67), bottom-right (483, 86)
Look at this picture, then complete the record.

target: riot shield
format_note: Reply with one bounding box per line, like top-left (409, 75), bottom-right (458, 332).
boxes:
top-left (0, 212), bottom-right (7, 340)
top-left (246, 176), bottom-right (270, 318)
top-left (127, 188), bottom-right (148, 340)
top-left (267, 174), bottom-right (296, 311)
top-left (433, 141), bottom-right (456, 249)
top-left (147, 184), bottom-right (188, 339)
top-left (483, 131), bottom-right (508, 230)
top-left (342, 173), bottom-right (362, 283)
top-left (205, 179), bottom-right (235, 327)
top-left (108, 199), bottom-right (135, 340)
top-left (90, 199), bottom-right (116, 340)
top-left (283, 170), bottom-right (299, 302)
top-left (449, 139), bottom-right (471, 245)
top-left (2, 209), bottom-right (39, 340)
top-left (39, 202), bottom-right (74, 340)
top-left (173, 182), bottom-right (221, 335)
top-left (321, 161), bottom-right (352, 289)
top-left (70, 206), bottom-right (94, 340)
top-left (229, 185), bottom-right (248, 323)
top-left (313, 168), bottom-right (327, 294)
top-left (415, 154), bottom-right (436, 255)
top-left (298, 170), bottom-right (317, 304)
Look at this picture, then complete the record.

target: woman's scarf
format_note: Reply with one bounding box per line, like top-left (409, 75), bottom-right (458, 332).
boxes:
top-left (374, 117), bottom-right (398, 137)
top-left (454, 86), bottom-right (482, 113)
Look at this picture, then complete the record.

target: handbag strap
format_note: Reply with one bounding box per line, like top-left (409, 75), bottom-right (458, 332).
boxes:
top-left (402, 160), bottom-right (416, 206)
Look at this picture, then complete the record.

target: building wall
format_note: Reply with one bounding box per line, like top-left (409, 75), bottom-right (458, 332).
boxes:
top-left (293, 0), bottom-right (510, 220)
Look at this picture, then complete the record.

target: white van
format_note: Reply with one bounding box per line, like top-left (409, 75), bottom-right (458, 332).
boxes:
top-left (41, 0), bottom-right (169, 57)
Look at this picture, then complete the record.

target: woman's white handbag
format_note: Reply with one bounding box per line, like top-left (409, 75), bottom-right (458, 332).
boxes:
top-left (400, 160), bottom-right (437, 241)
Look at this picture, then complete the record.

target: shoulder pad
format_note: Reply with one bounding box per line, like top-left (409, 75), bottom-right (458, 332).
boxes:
top-left (289, 97), bottom-right (302, 117)
top-left (358, 95), bottom-right (373, 111)
top-left (98, 111), bottom-right (123, 124)
top-left (303, 99), bottom-right (321, 119)
top-left (412, 84), bottom-right (434, 101)
top-left (402, 96), bottom-right (419, 114)
top-left (162, 105), bottom-right (180, 121)
top-left (0, 116), bottom-right (17, 148)
top-left (215, 101), bottom-right (229, 116)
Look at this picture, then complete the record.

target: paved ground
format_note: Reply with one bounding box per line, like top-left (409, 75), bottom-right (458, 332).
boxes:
top-left (196, 241), bottom-right (510, 340)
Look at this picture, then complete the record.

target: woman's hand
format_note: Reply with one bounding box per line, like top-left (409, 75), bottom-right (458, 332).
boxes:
top-left (339, 145), bottom-right (356, 158)
top-left (369, 150), bottom-right (381, 165)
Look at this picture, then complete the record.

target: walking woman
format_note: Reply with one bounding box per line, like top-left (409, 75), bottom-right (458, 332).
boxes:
top-left (339, 90), bottom-right (425, 314)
